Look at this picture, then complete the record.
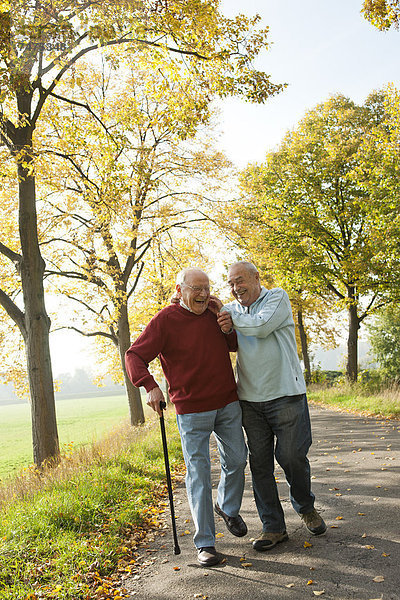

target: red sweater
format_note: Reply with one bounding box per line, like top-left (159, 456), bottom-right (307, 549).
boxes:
top-left (125, 304), bottom-right (238, 414)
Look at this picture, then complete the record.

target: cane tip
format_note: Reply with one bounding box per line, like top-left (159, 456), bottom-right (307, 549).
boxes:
top-left (174, 547), bottom-right (181, 555)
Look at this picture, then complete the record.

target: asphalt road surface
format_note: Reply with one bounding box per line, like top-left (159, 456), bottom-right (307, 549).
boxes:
top-left (125, 404), bottom-right (400, 600)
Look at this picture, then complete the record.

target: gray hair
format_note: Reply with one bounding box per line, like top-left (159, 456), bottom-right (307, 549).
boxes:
top-left (176, 267), bottom-right (209, 286)
top-left (229, 261), bottom-right (259, 275)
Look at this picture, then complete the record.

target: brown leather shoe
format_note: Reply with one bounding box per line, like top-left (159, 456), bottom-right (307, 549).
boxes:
top-left (197, 546), bottom-right (221, 566)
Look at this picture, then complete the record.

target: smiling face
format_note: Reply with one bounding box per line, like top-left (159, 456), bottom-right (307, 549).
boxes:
top-left (227, 263), bottom-right (261, 307)
top-left (176, 269), bottom-right (210, 315)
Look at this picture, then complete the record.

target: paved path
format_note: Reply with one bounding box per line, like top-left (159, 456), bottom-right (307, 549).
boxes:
top-left (126, 405), bottom-right (400, 600)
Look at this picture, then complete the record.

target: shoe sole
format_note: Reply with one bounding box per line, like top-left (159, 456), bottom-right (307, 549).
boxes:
top-left (197, 557), bottom-right (221, 567)
top-left (253, 533), bottom-right (289, 552)
top-left (305, 525), bottom-right (327, 536)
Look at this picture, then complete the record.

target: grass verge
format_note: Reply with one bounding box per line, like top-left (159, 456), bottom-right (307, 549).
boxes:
top-left (0, 395), bottom-right (134, 481)
top-left (308, 383), bottom-right (400, 418)
top-left (0, 410), bottom-right (183, 600)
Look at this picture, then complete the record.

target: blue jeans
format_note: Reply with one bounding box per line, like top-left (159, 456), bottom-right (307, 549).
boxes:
top-left (176, 401), bottom-right (247, 549)
top-left (241, 394), bottom-right (314, 533)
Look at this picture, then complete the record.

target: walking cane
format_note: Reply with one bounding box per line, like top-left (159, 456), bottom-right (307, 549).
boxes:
top-left (159, 400), bottom-right (181, 555)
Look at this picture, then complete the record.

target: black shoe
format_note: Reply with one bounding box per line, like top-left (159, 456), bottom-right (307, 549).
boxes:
top-left (197, 546), bottom-right (221, 567)
top-left (252, 530), bottom-right (289, 551)
top-left (214, 503), bottom-right (248, 537)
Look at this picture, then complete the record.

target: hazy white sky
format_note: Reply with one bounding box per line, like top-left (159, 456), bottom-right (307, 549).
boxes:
top-left (51, 1), bottom-right (400, 374)
top-left (219, 0), bottom-right (400, 166)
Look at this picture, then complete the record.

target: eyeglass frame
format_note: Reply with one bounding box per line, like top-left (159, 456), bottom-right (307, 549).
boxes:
top-left (181, 283), bottom-right (211, 294)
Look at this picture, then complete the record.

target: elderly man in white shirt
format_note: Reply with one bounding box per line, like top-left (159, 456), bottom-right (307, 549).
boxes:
top-left (213, 261), bottom-right (326, 551)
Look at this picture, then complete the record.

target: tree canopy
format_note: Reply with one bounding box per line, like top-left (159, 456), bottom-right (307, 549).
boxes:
top-left (362, 0), bottom-right (400, 30)
top-left (0, 0), bottom-right (283, 465)
top-left (368, 305), bottom-right (400, 381)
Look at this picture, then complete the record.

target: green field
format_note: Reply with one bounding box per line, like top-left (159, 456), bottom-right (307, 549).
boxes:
top-left (0, 394), bottom-right (144, 481)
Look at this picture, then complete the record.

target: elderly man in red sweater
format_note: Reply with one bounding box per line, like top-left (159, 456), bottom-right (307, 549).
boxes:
top-left (125, 267), bottom-right (247, 566)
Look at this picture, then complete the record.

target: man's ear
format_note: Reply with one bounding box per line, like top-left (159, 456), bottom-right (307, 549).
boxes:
top-left (175, 284), bottom-right (182, 298)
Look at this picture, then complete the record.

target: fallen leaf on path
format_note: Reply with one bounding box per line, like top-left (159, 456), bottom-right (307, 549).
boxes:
top-left (215, 532), bottom-right (224, 538)
top-left (285, 583), bottom-right (295, 588)
top-left (241, 562), bottom-right (252, 568)
top-left (361, 533), bottom-right (367, 538)
top-left (304, 541), bottom-right (313, 548)
top-left (313, 591), bottom-right (325, 596)
top-left (372, 575), bottom-right (384, 582)
top-left (382, 552), bottom-right (390, 557)
top-left (335, 516), bottom-right (343, 520)
top-left (307, 579), bottom-right (314, 585)
top-left (358, 512), bottom-right (366, 516)
top-left (173, 566), bottom-right (180, 571)
top-left (330, 525), bottom-right (339, 528)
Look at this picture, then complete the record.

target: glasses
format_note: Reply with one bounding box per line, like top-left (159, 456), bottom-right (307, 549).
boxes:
top-left (182, 284), bottom-right (211, 294)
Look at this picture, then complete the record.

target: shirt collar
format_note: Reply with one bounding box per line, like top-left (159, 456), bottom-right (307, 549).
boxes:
top-left (180, 299), bottom-right (192, 312)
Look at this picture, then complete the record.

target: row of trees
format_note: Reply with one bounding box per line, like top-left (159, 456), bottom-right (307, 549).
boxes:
top-left (0, 1), bottom-right (284, 466)
top-left (0, 0), bottom-right (398, 467)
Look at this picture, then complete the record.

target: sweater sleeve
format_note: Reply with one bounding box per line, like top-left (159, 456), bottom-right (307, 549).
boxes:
top-left (225, 288), bottom-right (290, 339)
top-left (125, 313), bottom-right (166, 392)
top-left (224, 329), bottom-right (238, 352)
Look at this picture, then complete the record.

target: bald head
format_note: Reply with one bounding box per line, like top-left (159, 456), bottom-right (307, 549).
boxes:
top-left (176, 267), bottom-right (208, 286)
top-left (175, 267), bottom-right (210, 315)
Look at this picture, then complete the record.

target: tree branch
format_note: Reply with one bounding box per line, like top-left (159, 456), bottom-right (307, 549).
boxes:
top-left (54, 325), bottom-right (116, 343)
top-left (0, 241), bottom-right (22, 265)
top-left (0, 288), bottom-right (26, 337)
top-left (127, 260), bottom-right (145, 300)
top-left (32, 31), bottom-right (210, 126)
top-left (48, 91), bottom-right (118, 143)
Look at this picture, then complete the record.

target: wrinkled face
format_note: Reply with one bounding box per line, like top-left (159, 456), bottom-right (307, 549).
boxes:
top-left (227, 264), bottom-right (261, 307)
top-left (177, 270), bottom-right (210, 315)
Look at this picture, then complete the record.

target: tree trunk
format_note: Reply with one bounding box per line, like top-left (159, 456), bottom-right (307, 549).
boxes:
top-left (346, 295), bottom-right (360, 383)
top-left (16, 91), bottom-right (60, 466)
top-left (117, 303), bottom-right (145, 425)
top-left (297, 309), bottom-right (311, 384)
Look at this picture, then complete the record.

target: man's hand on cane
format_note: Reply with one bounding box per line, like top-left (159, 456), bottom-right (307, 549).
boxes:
top-left (147, 387), bottom-right (165, 416)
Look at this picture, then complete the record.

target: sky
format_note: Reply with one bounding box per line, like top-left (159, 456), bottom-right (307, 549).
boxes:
top-left (50, 1), bottom-right (400, 374)
top-left (218, 0), bottom-right (400, 167)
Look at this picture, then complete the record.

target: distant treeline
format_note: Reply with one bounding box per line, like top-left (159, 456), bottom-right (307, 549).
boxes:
top-left (0, 368), bottom-right (125, 404)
